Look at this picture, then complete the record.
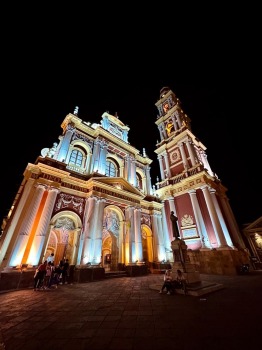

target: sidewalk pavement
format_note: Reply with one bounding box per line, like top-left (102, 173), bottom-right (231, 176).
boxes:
top-left (0, 271), bottom-right (262, 350)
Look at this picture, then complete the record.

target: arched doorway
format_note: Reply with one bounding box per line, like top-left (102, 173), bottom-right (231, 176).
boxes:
top-left (102, 206), bottom-right (125, 271)
top-left (45, 211), bottom-right (82, 266)
top-left (141, 224), bottom-right (153, 267)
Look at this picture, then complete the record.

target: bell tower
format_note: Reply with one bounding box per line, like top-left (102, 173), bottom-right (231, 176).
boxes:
top-left (154, 87), bottom-right (247, 273)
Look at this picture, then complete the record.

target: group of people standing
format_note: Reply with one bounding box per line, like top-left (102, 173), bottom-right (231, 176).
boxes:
top-left (33, 254), bottom-right (70, 291)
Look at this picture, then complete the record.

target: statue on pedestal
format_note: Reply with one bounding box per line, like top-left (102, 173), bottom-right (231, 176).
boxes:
top-left (170, 211), bottom-right (180, 239)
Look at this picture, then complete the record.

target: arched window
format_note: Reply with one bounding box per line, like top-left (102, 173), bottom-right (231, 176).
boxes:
top-left (105, 159), bottom-right (117, 177)
top-left (69, 149), bottom-right (84, 167)
top-left (136, 173), bottom-right (143, 189)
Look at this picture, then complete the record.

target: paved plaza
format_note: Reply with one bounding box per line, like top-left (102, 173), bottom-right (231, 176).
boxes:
top-left (0, 271), bottom-right (262, 350)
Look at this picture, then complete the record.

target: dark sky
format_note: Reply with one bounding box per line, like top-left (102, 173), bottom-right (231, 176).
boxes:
top-left (1, 7), bottom-right (261, 227)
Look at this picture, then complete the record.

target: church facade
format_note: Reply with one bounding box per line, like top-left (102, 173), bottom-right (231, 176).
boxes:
top-left (0, 87), bottom-right (249, 276)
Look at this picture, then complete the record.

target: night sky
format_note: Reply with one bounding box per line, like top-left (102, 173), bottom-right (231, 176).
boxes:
top-left (1, 8), bottom-right (261, 228)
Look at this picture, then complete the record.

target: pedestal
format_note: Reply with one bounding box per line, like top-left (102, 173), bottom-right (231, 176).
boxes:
top-left (171, 238), bottom-right (200, 284)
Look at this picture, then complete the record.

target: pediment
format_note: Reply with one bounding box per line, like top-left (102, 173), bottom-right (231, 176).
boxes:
top-left (90, 177), bottom-right (145, 197)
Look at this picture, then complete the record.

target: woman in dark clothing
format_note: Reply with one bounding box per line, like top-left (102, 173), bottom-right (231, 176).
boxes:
top-left (34, 261), bottom-right (47, 290)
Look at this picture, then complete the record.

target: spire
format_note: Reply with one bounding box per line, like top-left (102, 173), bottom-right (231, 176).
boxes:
top-left (74, 106), bottom-right (79, 115)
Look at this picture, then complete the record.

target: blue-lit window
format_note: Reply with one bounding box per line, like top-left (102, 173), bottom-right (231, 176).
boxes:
top-left (69, 149), bottom-right (83, 167)
top-left (105, 160), bottom-right (117, 177)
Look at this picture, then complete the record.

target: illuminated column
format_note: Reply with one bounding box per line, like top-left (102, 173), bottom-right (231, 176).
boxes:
top-left (145, 165), bottom-right (152, 195)
top-left (156, 213), bottom-right (166, 260)
top-left (158, 155), bottom-right (165, 181)
top-left (130, 157), bottom-right (136, 186)
top-left (219, 195), bottom-right (246, 249)
top-left (124, 155), bottom-right (131, 182)
top-left (178, 143), bottom-right (189, 170)
top-left (80, 197), bottom-right (98, 265)
top-left (0, 178), bottom-right (35, 266)
top-left (158, 123), bottom-right (167, 140)
top-left (71, 228), bottom-right (81, 265)
top-left (122, 129), bottom-right (128, 142)
top-left (57, 124), bottom-right (75, 162)
top-left (91, 198), bottom-right (106, 264)
top-left (152, 213), bottom-right (162, 261)
top-left (201, 186), bottom-right (228, 248)
top-left (76, 228), bottom-right (84, 265)
top-left (163, 151), bottom-right (171, 178)
top-left (175, 110), bottom-right (182, 128)
top-left (134, 208), bottom-right (143, 262)
top-left (185, 140), bottom-right (196, 167)
top-left (161, 204), bottom-right (172, 249)
top-left (27, 187), bottom-right (60, 266)
top-left (8, 184), bottom-right (46, 267)
top-left (119, 163), bottom-right (124, 177)
top-left (85, 153), bottom-right (92, 174)
top-left (91, 140), bottom-right (101, 173)
top-left (168, 197), bottom-right (177, 215)
top-left (125, 206), bottom-right (135, 264)
top-left (209, 189), bottom-right (234, 248)
top-left (171, 114), bottom-right (178, 131)
top-left (188, 190), bottom-right (212, 249)
top-left (98, 141), bottom-right (108, 175)
top-left (200, 150), bottom-right (213, 175)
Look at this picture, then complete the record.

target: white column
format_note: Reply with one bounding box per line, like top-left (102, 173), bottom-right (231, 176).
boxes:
top-left (156, 213), bottom-right (166, 261)
top-left (98, 141), bottom-right (108, 175)
top-left (158, 123), bottom-right (167, 140)
top-left (27, 187), bottom-right (60, 266)
top-left (209, 189), bottom-right (234, 248)
top-left (201, 186), bottom-right (228, 248)
top-left (57, 124), bottom-right (74, 162)
top-left (124, 155), bottom-right (131, 182)
top-left (125, 206), bottom-right (135, 263)
top-left (158, 155), bottom-right (165, 181)
top-left (85, 153), bottom-right (92, 174)
top-left (134, 208), bottom-right (143, 262)
top-left (185, 140), bottom-right (196, 167)
top-left (81, 197), bottom-right (98, 264)
top-left (171, 114), bottom-right (178, 131)
top-left (188, 190), bottom-right (212, 249)
top-left (145, 165), bottom-right (152, 195)
top-left (161, 202), bottom-right (172, 244)
top-left (91, 198), bottom-right (106, 264)
top-left (151, 213), bottom-right (165, 261)
top-left (91, 140), bottom-right (101, 173)
top-left (130, 157), bottom-right (136, 186)
top-left (163, 152), bottom-right (171, 178)
top-left (219, 195), bottom-right (246, 249)
top-left (200, 150), bottom-right (213, 175)
top-left (175, 110), bottom-right (182, 128)
top-left (178, 143), bottom-right (189, 170)
top-left (8, 184), bottom-right (46, 267)
top-left (168, 198), bottom-right (177, 215)
top-left (0, 178), bottom-right (35, 266)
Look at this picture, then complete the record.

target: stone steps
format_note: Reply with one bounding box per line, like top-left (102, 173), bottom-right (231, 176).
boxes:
top-left (105, 271), bottom-right (128, 279)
